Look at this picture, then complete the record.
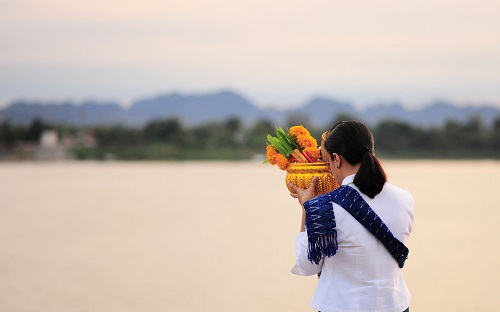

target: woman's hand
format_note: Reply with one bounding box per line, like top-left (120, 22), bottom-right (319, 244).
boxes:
top-left (288, 176), bottom-right (319, 207)
top-left (289, 177), bottom-right (319, 232)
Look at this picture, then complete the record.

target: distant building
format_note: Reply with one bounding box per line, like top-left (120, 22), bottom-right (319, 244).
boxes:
top-left (35, 130), bottom-right (71, 160)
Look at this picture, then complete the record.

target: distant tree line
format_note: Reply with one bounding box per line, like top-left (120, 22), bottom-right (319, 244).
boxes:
top-left (1, 113), bottom-right (500, 160)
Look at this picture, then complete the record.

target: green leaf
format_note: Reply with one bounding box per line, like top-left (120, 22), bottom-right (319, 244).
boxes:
top-left (267, 134), bottom-right (292, 157)
top-left (267, 135), bottom-right (285, 155)
top-left (277, 127), bottom-right (300, 150)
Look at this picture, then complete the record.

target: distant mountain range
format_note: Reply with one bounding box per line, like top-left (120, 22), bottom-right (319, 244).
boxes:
top-left (1, 90), bottom-right (499, 128)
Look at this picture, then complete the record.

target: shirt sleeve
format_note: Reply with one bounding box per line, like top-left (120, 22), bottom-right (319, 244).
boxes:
top-left (291, 231), bottom-right (323, 276)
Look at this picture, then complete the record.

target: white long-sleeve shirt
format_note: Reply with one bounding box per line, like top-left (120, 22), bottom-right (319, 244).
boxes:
top-left (292, 174), bottom-right (414, 312)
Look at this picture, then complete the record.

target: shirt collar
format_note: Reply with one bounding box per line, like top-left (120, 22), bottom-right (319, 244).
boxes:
top-left (342, 174), bottom-right (356, 185)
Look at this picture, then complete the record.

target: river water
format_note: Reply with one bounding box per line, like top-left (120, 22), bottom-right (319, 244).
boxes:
top-left (1, 160), bottom-right (498, 311)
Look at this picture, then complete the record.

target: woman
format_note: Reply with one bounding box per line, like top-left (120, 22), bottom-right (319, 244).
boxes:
top-left (288, 121), bottom-right (414, 312)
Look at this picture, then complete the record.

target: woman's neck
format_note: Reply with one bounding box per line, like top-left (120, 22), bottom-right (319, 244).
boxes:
top-left (339, 163), bottom-right (360, 184)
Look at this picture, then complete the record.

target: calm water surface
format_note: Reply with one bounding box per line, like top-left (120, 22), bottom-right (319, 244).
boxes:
top-left (0, 160), bottom-right (498, 311)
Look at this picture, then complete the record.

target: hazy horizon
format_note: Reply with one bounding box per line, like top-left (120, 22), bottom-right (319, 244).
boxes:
top-left (1, 88), bottom-right (499, 112)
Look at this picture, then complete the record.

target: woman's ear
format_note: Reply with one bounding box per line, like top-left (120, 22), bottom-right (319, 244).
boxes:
top-left (332, 153), bottom-right (341, 169)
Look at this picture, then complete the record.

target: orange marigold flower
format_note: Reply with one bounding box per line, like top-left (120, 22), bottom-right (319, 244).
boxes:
top-left (275, 153), bottom-right (290, 170)
top-left (289, 126), bottom-right (318, 149)
top-left (266, 145), bottom-right (278, 165)
top-left (296, 136), bottom-right (318, 149)
top-left (289, 125), bottom-right (308, 137)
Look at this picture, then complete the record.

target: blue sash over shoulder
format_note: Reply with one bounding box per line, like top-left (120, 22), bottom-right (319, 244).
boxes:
top-left (303, 185), bottom-right (409, 268)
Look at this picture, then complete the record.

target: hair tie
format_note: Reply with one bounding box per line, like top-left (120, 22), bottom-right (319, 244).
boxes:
top-left (360, 147), bottom-right (371, 154)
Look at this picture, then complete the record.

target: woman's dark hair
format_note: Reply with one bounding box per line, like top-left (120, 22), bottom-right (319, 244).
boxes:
top-left (324, 120), bottom-right (386, 198)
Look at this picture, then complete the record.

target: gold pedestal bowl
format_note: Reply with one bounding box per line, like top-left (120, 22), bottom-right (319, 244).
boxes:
top-left (285, 162), bottom-right (340, 196)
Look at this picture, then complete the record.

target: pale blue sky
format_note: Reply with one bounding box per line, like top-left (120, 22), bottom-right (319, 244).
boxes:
top-left (1, 0), bottom-right (499, 109)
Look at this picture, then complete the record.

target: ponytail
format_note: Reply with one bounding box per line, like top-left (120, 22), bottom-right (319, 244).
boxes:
top-left (324, 121), bottom-right (387, 198)
top-left (353, 151), bottom-right (386, 198)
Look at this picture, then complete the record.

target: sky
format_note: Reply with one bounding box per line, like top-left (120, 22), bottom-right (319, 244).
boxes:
top-left (1, 0), bottom-right (500, 109)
